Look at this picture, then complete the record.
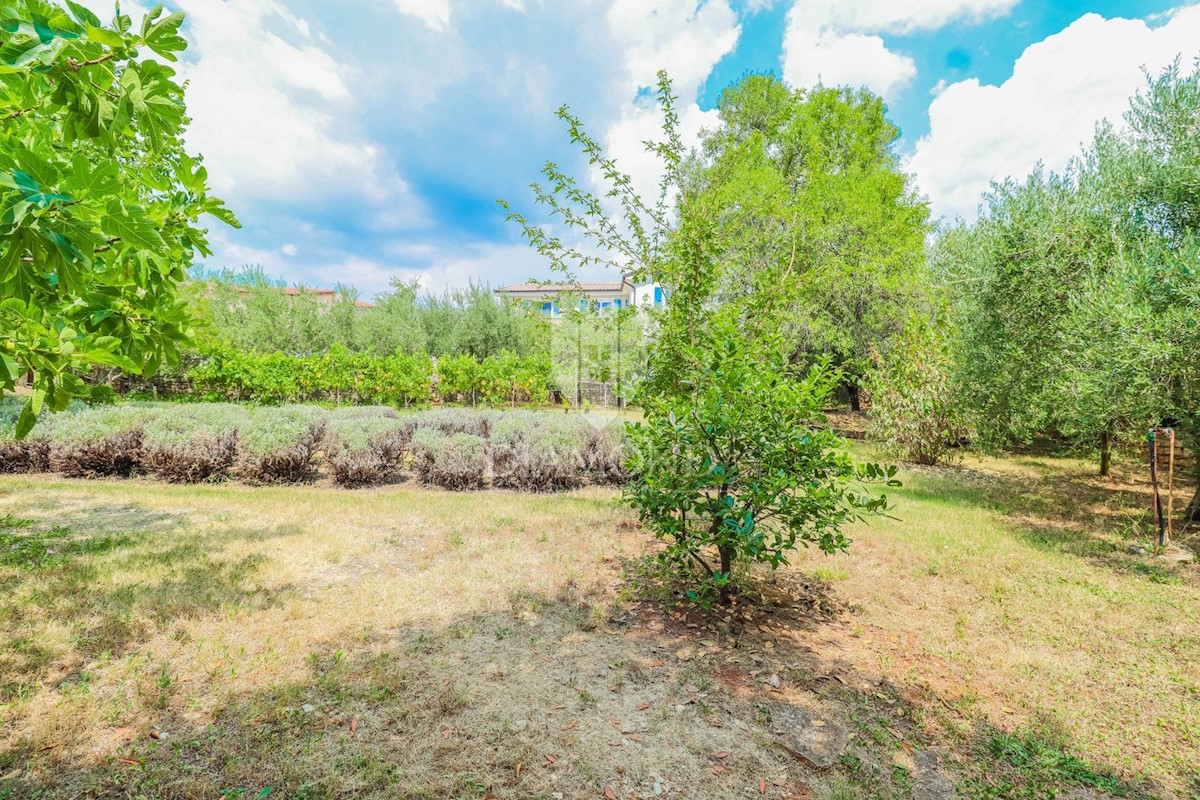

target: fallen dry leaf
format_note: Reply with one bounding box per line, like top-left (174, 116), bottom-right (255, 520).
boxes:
top-left (544, 753), bottom-right (558, 766)
top-left (605, 786), bottom-right (618, 800)
top-left (441, 729), bottom-right (452, 740)
top-left (626, 734), bottom-right (643, 742)
top-left (637, 703), bottom-right (651, 711)
top-left (711, 766), bottom-right (727, 776)
top-left (515, 762), bottom-right (523, 779)
top-left (759, 778), bottom-right (768, 794)
top-left (350, 718), bottom-right (359, 737)
top-left (117, 757), bottom-right (139, 767)
top-left (552, 704), bottom-right (567, 711)
top-left (714, 752), bottom-right (729, 759)
top-left (562, 721), bottom-right (578, 731)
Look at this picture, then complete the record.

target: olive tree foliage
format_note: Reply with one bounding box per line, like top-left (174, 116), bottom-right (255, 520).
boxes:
top-left (1123, 59), bottom-right (1200, 520)
top-left (0, 0), bottom-right (237, 436)
top-left (502, 72), bottom-right (896, 601)
top-left (189, 270), bottom-right (548, 361)
top-left (936, 59), bottom-right (1200, 486)
top-left (864, 311), bottom-right (966, 466)
top-left (695, 75), bottom-right (931, 408)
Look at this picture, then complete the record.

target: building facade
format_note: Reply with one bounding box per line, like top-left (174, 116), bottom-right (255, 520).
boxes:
top-left (494, 277), bottom-right (665, 318)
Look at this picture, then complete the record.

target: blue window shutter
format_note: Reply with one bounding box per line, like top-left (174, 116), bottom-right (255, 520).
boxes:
top-left (654, 286), bottom-right (663, 305)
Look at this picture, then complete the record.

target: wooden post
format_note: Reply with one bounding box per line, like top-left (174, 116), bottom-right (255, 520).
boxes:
top-left (1149, 430), bottom-right (1165, 550)
top-left (1167, 428), bottom-right (1176, 545)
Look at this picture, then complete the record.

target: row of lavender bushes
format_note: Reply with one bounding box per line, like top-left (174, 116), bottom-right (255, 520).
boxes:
top-left (0, 398), bottom-right (627, 491)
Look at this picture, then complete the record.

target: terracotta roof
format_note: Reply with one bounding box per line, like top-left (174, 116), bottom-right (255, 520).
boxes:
top-left (354, 300), bottom-right (375, 308)
top-left (497, 281), bottom-right (627, 293)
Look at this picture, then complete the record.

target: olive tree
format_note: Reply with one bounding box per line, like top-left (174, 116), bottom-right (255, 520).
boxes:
top-left (937, 59), bottom-right (1200, 490)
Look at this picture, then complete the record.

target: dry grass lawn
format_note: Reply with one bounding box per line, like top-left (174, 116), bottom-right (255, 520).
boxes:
top-left (0, 443), bottom-right (1196, 799)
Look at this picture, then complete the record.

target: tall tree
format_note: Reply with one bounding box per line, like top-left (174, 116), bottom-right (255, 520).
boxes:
top-left (696, 75), bottom-right (931, 408)
top-left (0, 0), bottom-right (237, 435)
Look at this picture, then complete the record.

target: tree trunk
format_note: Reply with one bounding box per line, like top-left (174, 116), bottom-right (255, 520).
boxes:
top-left (1186, 485), bottom-right (1200, 527)
top-left (848, 383), bottom-right (862, 413)
top-left (1186, 447), bottom-right (1200, 528)
top-left (717, 545), bottom-right (733, 603)
top-left (1099, 424), bottom-right (1114, 477)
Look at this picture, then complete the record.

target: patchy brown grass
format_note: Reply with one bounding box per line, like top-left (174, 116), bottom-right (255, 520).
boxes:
top-left (0, 441), bottom-right (1197, 799)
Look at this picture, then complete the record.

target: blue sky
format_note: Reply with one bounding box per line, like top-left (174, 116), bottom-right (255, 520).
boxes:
top-left (99, 0), bottom-right (1200, 299)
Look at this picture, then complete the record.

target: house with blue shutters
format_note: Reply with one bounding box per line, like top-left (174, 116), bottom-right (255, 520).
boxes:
top-left (494, 276), bottom-right (665, 318)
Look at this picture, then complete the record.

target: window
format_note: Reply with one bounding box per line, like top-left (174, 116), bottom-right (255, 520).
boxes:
top-left (614, 298), bottom-right (622, 308)
top-left (579, 298), bottom-right (589, 311)
top-left (541, 301), bottom-right (554, 316)
top-left (654, 286), bottom-right (664, 306)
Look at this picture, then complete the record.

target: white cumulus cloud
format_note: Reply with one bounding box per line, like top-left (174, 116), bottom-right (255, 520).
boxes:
top-left (599, 1), bottom-right (739, 216)
top-left (781, 0), bottom-right (1017, 99)
top-left (177, 0), bottom-right (422, 227)
top-left (908, 6), bottom-right (1200, 222)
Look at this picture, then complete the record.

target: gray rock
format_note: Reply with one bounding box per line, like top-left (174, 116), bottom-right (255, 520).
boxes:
top-left (769, 702), bottom-right (848, 769)
top-left (910, 751), bottom-right (955, 800)
top-left (1157, 544), bottom-right (1195, 563)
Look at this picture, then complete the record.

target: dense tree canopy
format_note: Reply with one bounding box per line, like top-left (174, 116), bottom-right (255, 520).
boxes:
top-left (695, 75), bottom-right (931, 406)
top-left (188, 269), bottom-right (551, 361)
top-left (937, 59), bottom-right (1200, 496)
top-left (0, 0), bottom-right (236, 436)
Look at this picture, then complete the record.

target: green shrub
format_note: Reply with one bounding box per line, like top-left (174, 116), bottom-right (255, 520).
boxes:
top-left (324, 414), bottom-right (409, 488)
top-left (626, 320), bottom-right (898, 602)
top-left (236, 406), bottom-right (326, 483)
top-left (142, 404), bottom-right (247, 483)
top-left (435, 353), bottom-right (482, 403)
top-left (188, 344), bottom-right (436, 406)
top-left (580, 418), bottom-right (629, 485)
top-left (864, 317), bottom-right (966, 466)
top-left (47, 406), bottom-right (153, 478)
top-left (410, 428), bottom-right (486, 490)
top-left (491, 413), bottom-right (585, 491)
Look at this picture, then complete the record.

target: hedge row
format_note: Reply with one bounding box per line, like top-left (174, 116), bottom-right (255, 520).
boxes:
top-left (0, 399), bottom-right (627, 491)
top-left (185, 344), bottom-right (552, 407)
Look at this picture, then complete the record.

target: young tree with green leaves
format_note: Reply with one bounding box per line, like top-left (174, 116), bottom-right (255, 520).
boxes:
top-left (503, 72), bottom-right (896, 601)
top-left (1, 0), bottom-right (237, 435)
